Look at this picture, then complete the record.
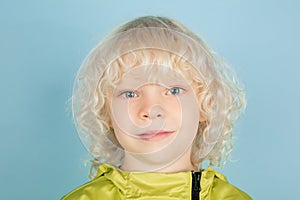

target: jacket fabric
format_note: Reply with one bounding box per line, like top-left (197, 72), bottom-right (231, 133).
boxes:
top-left (61, 164), bottom-right (251, 200)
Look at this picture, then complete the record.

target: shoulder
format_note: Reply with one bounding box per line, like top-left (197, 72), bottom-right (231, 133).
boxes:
top-left (200, 167), bottom-right (252, 200)
top-left (61, 176), bottom-right (116, 200)
top-left (61, 165), bottom-right (120, 200)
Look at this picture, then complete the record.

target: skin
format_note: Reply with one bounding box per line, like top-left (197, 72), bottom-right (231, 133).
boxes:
top-left (109, 65), bottom-right (202, 172)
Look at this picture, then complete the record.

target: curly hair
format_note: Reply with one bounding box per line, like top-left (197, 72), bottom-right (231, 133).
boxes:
top-left (71, 16), bottom-right (246, 179)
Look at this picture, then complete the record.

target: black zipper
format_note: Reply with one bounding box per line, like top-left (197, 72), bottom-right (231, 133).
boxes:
top-left (191, 171), bottom-right (201, 200)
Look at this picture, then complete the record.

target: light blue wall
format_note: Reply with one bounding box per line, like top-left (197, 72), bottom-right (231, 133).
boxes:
top-left (1, 0), bottom-right (299, 199)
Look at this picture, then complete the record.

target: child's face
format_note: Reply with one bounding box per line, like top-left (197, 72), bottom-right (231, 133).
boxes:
top-left (109, 64), bottom-right (200, 164)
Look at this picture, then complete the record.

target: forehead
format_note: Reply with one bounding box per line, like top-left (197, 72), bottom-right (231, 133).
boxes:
top-left (116, 65), bottom-right (191, 90)
top-left (112, 49), bottom-right (197, 85)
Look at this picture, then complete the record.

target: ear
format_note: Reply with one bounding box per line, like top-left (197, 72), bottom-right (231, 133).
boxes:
top-left (108, 119), bottom-right (113, 128)
top-left (199, 114), bottom-right (206, 122)
top-left (198, 107), bottom-right (206, 122)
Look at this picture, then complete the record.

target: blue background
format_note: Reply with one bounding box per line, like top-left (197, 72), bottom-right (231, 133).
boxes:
top-left (1, 0), bottom-right (299, 199)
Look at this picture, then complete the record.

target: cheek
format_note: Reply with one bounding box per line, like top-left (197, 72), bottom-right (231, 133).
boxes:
top-left (179, 94), bottom-right (200, 131)
top-left (110, 100), bottom-right (131, 130)
top-left (165, 100), bottom-right (182, 123)
top-left (110, 98), bottom-right (145, 138)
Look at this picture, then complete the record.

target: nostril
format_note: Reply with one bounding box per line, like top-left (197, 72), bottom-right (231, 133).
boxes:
top-left (139, 105), bottom-right (165, 120)
top-left (149, 105), bottom-right (165, 119)
top-left (142, 114), bottom-right (149, 118)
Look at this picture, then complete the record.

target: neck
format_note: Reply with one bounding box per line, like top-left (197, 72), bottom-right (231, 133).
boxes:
top-left (120, 147), bottom-right (196, 173)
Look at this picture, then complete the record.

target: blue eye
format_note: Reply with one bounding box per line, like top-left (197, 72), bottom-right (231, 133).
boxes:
top-left (121, 91), bottom-right (138, 98)
top-left (167, 87), bottom-right (184, 95)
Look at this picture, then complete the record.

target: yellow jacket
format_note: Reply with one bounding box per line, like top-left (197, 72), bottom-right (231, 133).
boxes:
top-left (61, 164), bottom-right (251, 200)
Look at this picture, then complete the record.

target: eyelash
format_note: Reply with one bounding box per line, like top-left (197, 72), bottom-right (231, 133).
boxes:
top-left (166, 87), bottom-right (185, 95)
top-left (121, 91), bottom-right (138, 99)
top-left (120, 87), bottom-right (185, 99)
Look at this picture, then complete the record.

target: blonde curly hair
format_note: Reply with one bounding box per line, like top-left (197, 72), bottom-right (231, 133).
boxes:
top-left (72, 16), bottom-right (246, 179)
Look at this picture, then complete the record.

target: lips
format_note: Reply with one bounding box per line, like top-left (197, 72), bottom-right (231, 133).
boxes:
top-left (138, 130), bottom-right (175, 141)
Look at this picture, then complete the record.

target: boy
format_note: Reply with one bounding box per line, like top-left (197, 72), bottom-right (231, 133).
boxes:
top-left (62, 16), bottom-right (251, 199)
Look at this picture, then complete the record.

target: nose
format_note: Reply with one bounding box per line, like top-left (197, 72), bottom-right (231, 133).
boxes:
top-left (140, 104), bottom-right (165, 120)
top-left (137, 85), bottom-right (166, 120)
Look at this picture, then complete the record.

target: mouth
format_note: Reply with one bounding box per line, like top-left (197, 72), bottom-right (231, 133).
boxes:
top-left (137, 130), bottom-right (175, 141)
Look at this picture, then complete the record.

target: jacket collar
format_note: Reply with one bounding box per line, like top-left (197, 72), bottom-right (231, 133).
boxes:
top-left (95, 164), bottom-right (226, 199)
